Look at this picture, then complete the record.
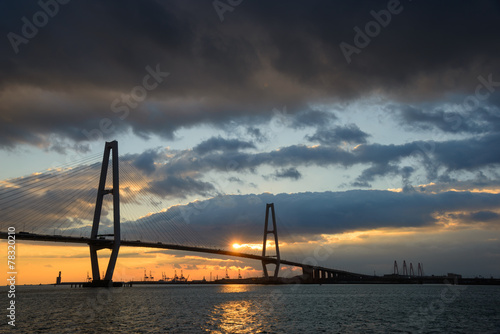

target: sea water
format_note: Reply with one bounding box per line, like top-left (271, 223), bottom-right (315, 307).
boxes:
top-left (1, 284), bottom-right (500, 333)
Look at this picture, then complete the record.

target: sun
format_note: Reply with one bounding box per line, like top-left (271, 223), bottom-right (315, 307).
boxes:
top-left (231, 243), bottom-right (263, 251)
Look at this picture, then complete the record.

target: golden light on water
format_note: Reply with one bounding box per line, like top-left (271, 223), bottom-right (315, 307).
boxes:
top-left (208, 286), bottom-right (266, 334)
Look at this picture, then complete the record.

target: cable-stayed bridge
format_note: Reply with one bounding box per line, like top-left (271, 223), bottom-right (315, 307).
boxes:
top-left (0, 141), bottom-right (366, 286)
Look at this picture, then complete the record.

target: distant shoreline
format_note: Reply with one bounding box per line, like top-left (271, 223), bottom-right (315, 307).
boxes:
top-left (14, 275), bottom-right (500, 287)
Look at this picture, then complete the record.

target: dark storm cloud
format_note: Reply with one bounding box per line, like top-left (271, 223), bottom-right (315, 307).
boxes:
top-left (131, 149), bottom-right (161, 175)
top-left (147, 175), bottom-right (215, 199)
top-left (352, 163), bottom-right (402, 188)
top-left (396, 105), bottom-right (485, 133)
top-left (246, 127), bottom-right (265, 142)
top-left (227, 176), bottom-right (244, 184)
top-left (5, 150), bottom-right (499, 246)
top-left (1, 0), bottom-right (499, 148)
top-left (469, 211), bottom-right (500, 222)
top-left (432, 133), bottom-right (500, 171)
top-left (288, 110), bottom-right (338, 129)
top-left (193, 136), bottom-right (255, 154)
top-left (417, 176), bottom-right (500, 194)
top-left (306, 124), bottom-right (369, 145)
top-left (393, 100), bottom-right (500, 134)
top-left (456, 211), bottom-right (500, 223)
top-left (156, 144), bottom-right (358, 177)
top-left (120, 131), bottom-right (500, 198)
top-left (350, 133), bottom-right (500, 184)
top-left (125, 190), bottom-right (500, 244)
top-left (272, 167), bottom-right (302, 180)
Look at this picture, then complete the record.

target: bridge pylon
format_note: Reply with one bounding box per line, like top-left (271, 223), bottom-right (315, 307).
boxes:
top-left (261, 203), bottom-right (281, 278)
top-left (88, 141), bottom-right (121, 287)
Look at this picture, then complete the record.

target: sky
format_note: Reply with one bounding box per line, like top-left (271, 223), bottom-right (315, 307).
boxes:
top-left (1, 0), bottom-right (500, 283)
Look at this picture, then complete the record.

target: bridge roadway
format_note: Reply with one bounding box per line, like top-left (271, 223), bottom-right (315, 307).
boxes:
top-left (0, 232), bottom-right (367, 280)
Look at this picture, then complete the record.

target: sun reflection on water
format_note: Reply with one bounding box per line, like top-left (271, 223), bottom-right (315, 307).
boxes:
top-left (205, 285), bottom-right (269, 333)
top-left (217, 284), bottom-right (251, 294)
top-left (206, 300), bottom-right (262, 334)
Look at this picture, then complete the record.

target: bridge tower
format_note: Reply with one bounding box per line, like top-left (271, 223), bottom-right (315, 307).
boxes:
top-left (261, 203), bottom-right (281, 278)
top-left (417, 262), bottom-right (424, 277)
top-left (88, 141), bottom-right (121, 287)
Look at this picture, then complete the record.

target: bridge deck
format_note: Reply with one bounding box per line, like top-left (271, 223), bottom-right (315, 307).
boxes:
top-left (0, 232), bottom-right (366, 277)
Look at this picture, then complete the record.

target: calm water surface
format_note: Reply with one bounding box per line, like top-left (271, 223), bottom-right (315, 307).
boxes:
top-left (2, 284), bottom-right (500, 333)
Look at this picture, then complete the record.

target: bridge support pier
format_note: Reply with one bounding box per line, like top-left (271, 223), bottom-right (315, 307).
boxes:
top-left (88, 141), bottom-right (121, 287)
top-left (314, 268), bottom-right (320, 283)
top-left (301, 266), bottom-right (314, 283)
top-left (262, 203), bottom-right (280, 279)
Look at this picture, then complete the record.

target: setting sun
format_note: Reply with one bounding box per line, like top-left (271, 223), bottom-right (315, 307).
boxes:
top-left (232, 243), bottom-right (263, 251)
